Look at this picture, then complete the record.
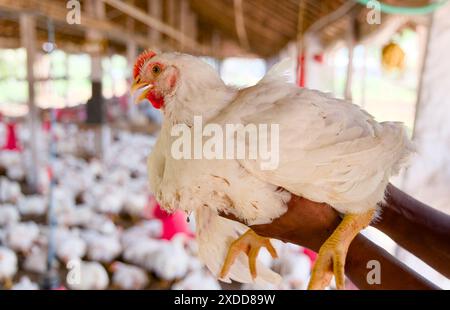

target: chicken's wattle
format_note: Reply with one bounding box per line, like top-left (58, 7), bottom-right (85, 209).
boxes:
top-left (147, 90), bottom-right (164, 109)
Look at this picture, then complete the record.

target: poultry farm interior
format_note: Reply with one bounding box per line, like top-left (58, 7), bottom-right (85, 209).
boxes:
top-left (0, 122), bottom-right (316, 290)
top-left (0, 0), bottom-right (450, 292)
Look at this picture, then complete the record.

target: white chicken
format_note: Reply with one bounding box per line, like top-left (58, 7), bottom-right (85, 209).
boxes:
top-left (111, 261), bottom-right (149, 290)
top-left (67, 260), bottom-right (109, 290)
top-left (0, 151), bottom-right (24, 181)
top-left (23, 245), bottom-right (48, 274)
top-left (150, 235), bottom-right (190, 281)
top-left (11, 276), bottom-right (39, 290)
top-left (271, 244), bottom-right (311, 290)
top-left (55, 228), bottom-right (87, 263)
top-left (81, 230), bottom-right (121, 263)
top-left (0, 246), bottom-right (17, 288)
top-left (120, 220), bottom-right (162, 249)
top-left (0, 177), bottom-right (23, 204)
top-left (6, 164), bottom-right (25, 181)
top-left (53, 186), bottom-right (76, 215)
top-left (122, 238), bottom-right (163, 268)
top-left (0, 204), bottom-right (20, 226)
top-left (0, 150), bottom-right (21, 168)
top-left (123, 192), bottom-right (148, 219)
top-left (131, 51), bottom-right (413, 290)
top-left (172, 269), bottom-right (221, 290)
top-left (18, 195), bottom-right (47, 216)
top-left (107, 168), bottom-right (131, 186)
top-left (83, 180), bottom-right (124, 216)
top-left (56, 205), bottom-right (94, 227)
top-left (85, 213), bottom-right (119, 235)
top-left (5, 221), bottom-right (40, 253)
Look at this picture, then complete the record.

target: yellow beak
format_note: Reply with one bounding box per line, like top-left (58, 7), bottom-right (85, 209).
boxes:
top-left (130, 79), bottom-right (154, 104)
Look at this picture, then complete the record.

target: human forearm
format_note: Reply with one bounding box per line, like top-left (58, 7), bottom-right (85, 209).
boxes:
top-left (373, 184), bottom-right (450, 278)
top-left (248, 194), bottom-right (439, 289)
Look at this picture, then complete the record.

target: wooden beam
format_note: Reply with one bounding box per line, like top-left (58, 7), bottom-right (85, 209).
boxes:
top-left (306, 0), bottom-right (357, 34)
top-left (19, 13), bottom-right (40, 193)
top-left (0, 37), bottom-right (20, 48)
top-left (0, 0), bottom-right (150, 50)
top-left (100, 0), bottom-right (207, 53)
top-left (245, 0), bottom-right (297, 36)
top-left (191, 0), bottom-right (279, 43)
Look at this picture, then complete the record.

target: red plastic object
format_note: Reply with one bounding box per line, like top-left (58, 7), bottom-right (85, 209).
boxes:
top-left (2, 122), bottom-right (21, 151)
top-left (42, 119), bottom-right (51, 132)
top-left (153, 204), bottom-right (193, 240)
top-left (313, 53), bottom-right (324, 63)
top-left (297, 51), bottom-right (306, 87)
top-left (303, 247), bottom-right (318, 266)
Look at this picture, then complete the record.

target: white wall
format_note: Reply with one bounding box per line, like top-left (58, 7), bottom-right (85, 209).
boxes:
top-left (403, 2), bottom-right (450, 214)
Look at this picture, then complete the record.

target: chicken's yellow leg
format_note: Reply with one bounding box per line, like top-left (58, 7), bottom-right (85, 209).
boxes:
top-left (3, 277), bottom-right (13, 289)
top-left (219, 229), bottom-right (277, 280)
top-left (308, 209), bottom-right (376, 290)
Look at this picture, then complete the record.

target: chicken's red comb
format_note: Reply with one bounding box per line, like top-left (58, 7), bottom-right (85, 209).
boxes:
top-left (133, 50), bottom-right (156, 79)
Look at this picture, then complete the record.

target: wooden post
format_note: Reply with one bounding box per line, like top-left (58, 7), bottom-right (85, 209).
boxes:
top-left (20, 13), bottom-right (39, 193)
top-left (360, 46), bottom-right (367, 108)
top-left (126, 2), bottom-right (138, 121)
top-left (126, 0), bottom-right (137, 76)
top-left (147, 0), bottom-right (162, 47)
top-left (180, 0), bottom-right (190, 51)
top-left (167, 0), bottom-right (177, 48)
top-left (187, 9), bottom-right (198, 43)
top-left (211, 31), bottom-right (221, 59)
top-left (233, 0), bottom-right (250, 50)
top-left (344, 14), bottom-right (356, 100)
top-left (85, 0), bottom-right (106, 158)
top-left (296, 0), bottom-right (306, 87)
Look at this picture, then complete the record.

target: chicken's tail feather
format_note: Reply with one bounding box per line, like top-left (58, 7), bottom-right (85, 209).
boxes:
top-left (260, 58), bottom-right (295, 85)
top-left (380, 121), bottom-right (415, 174)
top-left (195, 207), bottom-right (281, 286)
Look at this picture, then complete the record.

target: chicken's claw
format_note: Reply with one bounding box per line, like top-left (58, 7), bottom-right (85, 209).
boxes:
top-left (3, 277), bottom-right (13, 290)
top-left (219, 229), bottom-right (277, 280)
top-left (308, 238), bottom-right (346, 290)
top-left (307, 209), bottom-right (376, 290)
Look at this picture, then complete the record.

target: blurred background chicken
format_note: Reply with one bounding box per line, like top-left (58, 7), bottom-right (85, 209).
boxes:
top-left (110, 262), bottom-right (149, 290)
top-left (67, 261), bottom-right (109, 290)
top-left (0, 246), bottom-right (17, 289)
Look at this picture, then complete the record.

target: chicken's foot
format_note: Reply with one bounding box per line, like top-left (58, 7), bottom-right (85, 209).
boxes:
top-left (219, 229), bottom-right (277, 280)
top-left (308, 209), bottom-right (376, 290)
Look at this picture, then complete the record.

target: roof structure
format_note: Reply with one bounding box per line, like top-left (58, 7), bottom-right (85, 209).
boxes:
top-left (0, 0), bottom-right (431, 58)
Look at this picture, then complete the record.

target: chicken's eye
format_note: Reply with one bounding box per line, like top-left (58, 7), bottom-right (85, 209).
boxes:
top-left (152, 65), bottom-right (162, 75)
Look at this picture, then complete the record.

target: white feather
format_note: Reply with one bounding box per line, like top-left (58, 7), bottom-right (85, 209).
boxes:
top-left (195, 207), bottom-right (281, 286)
top-left (260, 58), bottom-right (295, 84)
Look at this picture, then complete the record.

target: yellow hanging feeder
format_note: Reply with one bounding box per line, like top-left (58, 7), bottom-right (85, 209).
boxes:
top-left (382, 42), bottom-right (405, 71)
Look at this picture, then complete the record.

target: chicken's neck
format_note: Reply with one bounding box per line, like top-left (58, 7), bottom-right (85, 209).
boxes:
top-left (162, 80), bottom-right (237, 127)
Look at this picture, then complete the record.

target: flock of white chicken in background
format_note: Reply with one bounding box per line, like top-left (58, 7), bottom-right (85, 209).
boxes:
top-left (0, 121), bottom-right (313, 290)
